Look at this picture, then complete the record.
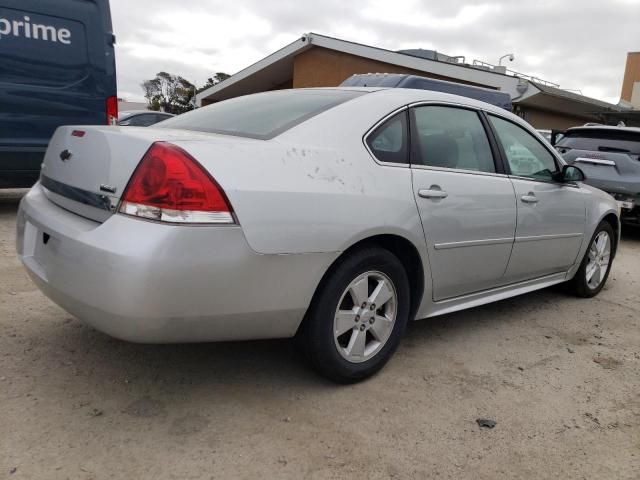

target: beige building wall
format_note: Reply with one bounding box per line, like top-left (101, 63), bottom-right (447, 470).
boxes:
top-left (519, 108), bottom-right (588, 130)
top-left (292, 47), bottom-right (491, 89)
top-left (621, 52), bottom-right (640, 107)
top-left (201, 45), bottom-right (607, 130)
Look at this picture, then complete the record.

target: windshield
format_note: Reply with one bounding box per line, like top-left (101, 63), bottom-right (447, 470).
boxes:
top-left (557, 128), bottom-right (640, 155)
top-left (157, 89), bottom-right (366, 139)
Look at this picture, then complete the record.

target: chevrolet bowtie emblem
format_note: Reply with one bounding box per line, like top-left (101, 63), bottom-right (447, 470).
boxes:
top-left (60, 149), bottom-right (72, 161)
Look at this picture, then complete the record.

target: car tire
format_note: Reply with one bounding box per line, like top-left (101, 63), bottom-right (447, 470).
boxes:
top-left (567, 221), bottom-right (615, 298)
top-left (298, 246), bottom-right (410, 383)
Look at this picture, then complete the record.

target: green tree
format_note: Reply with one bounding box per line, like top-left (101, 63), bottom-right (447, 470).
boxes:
top-left (141, 72), bottom-right (196, 114)
top-left (196, 72), bottom-right (231, 93)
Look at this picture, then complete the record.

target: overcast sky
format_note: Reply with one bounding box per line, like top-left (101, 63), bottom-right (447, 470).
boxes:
top-left (111, 0), bottom-right (640, 104)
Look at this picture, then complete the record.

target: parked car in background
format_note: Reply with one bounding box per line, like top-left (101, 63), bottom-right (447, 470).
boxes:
top-left (537, 129), bottom-right (564, 145)
top-left (17, 88), bottom-right (619, 382)
top-left (118, 111), bottom-right (174, 127)
top-left (0, 0), bottom-right (117, 188)
top-left (557, 126), bottom-right (640, 226)
top-left (341, 73), bottom-right (513, 110)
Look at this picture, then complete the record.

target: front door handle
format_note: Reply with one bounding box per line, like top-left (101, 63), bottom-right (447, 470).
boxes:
top-left (418, 188), bottom-right (448, 199)
top-left (521, 193), bottom-right (538, 204)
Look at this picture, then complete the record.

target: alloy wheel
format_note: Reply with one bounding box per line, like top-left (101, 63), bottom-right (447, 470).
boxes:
top-left (333, 271), bottom-right (397, 363)
top-left (586, 231), bottom-right (611, 290)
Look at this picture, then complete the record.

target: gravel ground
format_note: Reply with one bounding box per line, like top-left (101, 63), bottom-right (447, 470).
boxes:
top-left (1, 189), bottom-right (639, 479)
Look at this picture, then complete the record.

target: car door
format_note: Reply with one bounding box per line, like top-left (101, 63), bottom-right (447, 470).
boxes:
top-left (409, 105), bottom-right (517, 301)
top-left (487, 114), bottom-right (586, 283)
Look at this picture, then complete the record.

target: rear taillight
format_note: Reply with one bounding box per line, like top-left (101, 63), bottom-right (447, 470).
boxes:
top-left (106, 96), bottom-right (118, 125)
top-left (119, 142), bottom-right (235, 224)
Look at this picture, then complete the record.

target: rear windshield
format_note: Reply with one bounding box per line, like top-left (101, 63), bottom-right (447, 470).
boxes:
top-left (157, 89), bottom-right (366, 139)
top-left (557, 128), bottom-right (640, 154)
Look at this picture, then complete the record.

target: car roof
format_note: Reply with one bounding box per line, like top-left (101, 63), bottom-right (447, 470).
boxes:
top-left (339, 86), bottom-right (524, 123)
top-left (270, 87), bottom-right (540, 144)
top-left (304, 86), bottom-right (514, 113)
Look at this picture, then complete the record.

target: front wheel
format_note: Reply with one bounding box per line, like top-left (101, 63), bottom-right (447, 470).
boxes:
top-left (568, 221), bottom-right (615, 297)
top-left (298, 247), bottom-right (410, 383)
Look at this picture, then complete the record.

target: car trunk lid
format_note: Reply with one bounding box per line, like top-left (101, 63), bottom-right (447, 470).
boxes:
top-left (40, 125), bottom-right (220, 222)
top-left (562, 148), bottom-right (640, 196)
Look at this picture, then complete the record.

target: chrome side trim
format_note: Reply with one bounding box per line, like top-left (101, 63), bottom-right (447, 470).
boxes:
top-left (422, 272), bottom-right (568, 319)
top-left (515, 232), bottom-right (583, 243)
top-left (434, 237), bottom-right (513, 250)
top-left (508, 175), bottom-right (580, 188)
top-left (407, 99), bottom-right (485, 109)
top-left (40, 175), bottom-right (113, 212)
top-left (411, 163), bottom-right (509, 178)
top-left (575, 157), bottom-right (616, 166)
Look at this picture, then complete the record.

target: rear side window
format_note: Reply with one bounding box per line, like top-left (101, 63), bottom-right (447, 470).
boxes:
top-left (557, 128), bottom-right (640, 155)
top-left (158, 89), bottom-right (366, 139)
top-left (366, 111), bottom-right (409, 164)
top-left (411, 106), bottom-right (496, 173)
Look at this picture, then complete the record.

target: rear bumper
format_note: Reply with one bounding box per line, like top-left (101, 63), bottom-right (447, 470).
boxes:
top-left (17, 183), bottom-right (337, 343)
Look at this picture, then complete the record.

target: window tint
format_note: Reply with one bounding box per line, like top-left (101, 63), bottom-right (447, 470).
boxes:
top-left (411, 106), bottom-right (495, 173)
top-left (127, 114), bottom-right (158, 127)
top-left (158, 89), bottom-right (366, 139)
top-left (366, 111), bottom-right (408, 164)
top-left (155, 114), bottom-right (173, 123)
top-left (489, 115), bottom-right (559, 180)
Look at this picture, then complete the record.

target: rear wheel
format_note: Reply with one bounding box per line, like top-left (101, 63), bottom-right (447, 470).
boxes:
top-left (299, 247), bottom-right (410, 383)
top-left (568, 221), bottom-right (615, 297)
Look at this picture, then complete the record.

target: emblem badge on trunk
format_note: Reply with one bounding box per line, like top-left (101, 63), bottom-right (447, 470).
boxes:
top-left (100, 184), bottom-right (117, 194)
top-left (59, 149), bottom-right (72, 161)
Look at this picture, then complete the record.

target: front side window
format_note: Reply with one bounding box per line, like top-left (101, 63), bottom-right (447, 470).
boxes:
top-left (366, 111), bottom-right (408, 164)
top-left (411, 106), bottom-right (496, 173)
top-left (489, 115), bottom-right (559, 181)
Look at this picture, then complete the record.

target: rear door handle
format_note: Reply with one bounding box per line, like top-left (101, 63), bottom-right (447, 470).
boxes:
top-left (520, 193), bottom-right (538, 204)
top-left (418, 188), bottom-right (448, 199)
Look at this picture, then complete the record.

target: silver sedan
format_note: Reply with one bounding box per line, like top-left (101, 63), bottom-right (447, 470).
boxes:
top-left (16, 87), bottom-right (620, 382)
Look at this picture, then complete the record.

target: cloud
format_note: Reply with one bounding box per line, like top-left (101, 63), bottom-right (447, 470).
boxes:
top-left (111, 0), bottom-right (640, 103)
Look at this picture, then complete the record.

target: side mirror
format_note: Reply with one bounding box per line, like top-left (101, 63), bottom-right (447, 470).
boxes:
top-left (561, 165), bottom-right (585, 182)
top-left (118, 120), bottom-right (130, 126)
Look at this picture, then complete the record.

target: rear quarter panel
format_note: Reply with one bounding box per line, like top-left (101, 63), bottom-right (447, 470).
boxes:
top-left (174, 92), bottom-right (428, 256)
top-left (175, 128), bottom-right (425, 256)
top-left (175, 113), bottom-right (433, 320)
